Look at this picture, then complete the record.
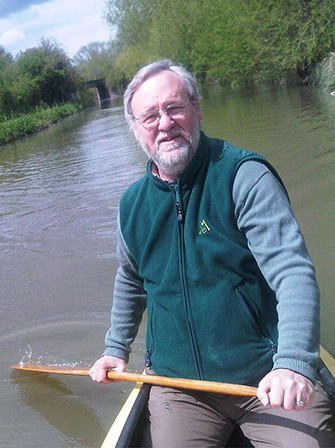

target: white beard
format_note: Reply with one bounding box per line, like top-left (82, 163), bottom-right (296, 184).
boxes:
top-left (138, 117), bottom-right (201, 179)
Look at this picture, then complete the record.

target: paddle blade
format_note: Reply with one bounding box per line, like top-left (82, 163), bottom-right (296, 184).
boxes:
top-left (10, 363), bottom-right (91, 376)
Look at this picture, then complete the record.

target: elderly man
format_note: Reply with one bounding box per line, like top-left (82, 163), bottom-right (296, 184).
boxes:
top-left (90, 60), bottom-right (335, 447)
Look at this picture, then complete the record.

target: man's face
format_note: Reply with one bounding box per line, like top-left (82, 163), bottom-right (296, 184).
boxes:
top-left (131, 70), bottom-right (202, 180)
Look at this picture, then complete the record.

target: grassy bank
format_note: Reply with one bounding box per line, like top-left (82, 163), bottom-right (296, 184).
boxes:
top-left (0, 102), bottom-right (84, 146)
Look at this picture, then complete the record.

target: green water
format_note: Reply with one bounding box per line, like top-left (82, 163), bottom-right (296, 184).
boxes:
top-left (1, 86), bottom-right (334, 447)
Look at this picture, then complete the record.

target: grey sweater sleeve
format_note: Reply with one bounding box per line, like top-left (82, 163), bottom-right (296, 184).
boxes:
top-left (104, 161), bottom-right (320, 380)
top-left (103, 214), bottom-right (147, 361)
top-left (233, 160), bottom-right (320, 382)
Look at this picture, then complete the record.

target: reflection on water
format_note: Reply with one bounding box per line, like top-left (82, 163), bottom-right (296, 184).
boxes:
top-left (1, 320), bottom-right (140, 447)
top-left (1, 87), bottom-right (334, 447)
top-left (11, 370), bottom-right (106, 447)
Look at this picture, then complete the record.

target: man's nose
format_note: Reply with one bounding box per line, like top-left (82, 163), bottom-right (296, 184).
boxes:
top-left (157, 111), bottom-right (174, 131)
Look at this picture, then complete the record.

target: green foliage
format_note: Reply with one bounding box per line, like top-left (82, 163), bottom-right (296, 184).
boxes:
top-left (73, 41), bottom-right (127, 93)
top-left (16, 38), bottom-right (80, 105)
top-left (0, 103), bottom-right (83, 146)
top-left (0, 46), bottom-right (13, 70)
top-left (104, 0), bottom-right (335, 86)
top-left (105, 0), bottom-right (153, 50)
top-left (74, 42), bottom-right (115, 81)
top-left (0, 38), bottom-right (83, 115)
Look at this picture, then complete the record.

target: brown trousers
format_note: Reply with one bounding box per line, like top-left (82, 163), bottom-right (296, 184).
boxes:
top-left (141, 381), bottom-right (335, 447)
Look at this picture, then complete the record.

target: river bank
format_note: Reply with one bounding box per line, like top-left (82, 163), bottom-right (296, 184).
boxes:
top-left (0, 102), bottom-right (84, 146)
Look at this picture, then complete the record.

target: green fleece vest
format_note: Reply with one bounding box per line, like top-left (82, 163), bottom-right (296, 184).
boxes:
top-left (119, 132), bottom-right (283, 386)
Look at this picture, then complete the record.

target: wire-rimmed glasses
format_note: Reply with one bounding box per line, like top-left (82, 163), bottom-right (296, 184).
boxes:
top-left (134, 101), bottom-right (191, 130)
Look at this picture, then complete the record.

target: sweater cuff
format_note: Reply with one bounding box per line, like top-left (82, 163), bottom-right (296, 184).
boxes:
top-left (272, 358), bottom-right (317, 384)
top-left (102, 347), bottom-right (129, 363)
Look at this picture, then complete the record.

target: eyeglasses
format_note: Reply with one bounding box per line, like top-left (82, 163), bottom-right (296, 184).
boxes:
top-left (134, 101), bottom-right (191, 129)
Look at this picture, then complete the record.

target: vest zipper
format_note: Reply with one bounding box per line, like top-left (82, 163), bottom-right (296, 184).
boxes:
top-left (172, 182), bottom-right (203, 380)
top-left (176, 201), bottom-right (183, 223)
top-left (172, 183), bottom-right (183, 223)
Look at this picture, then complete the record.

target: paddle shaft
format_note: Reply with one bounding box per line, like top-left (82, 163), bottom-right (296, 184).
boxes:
top-left (10, 364), bottom-right (257, 396)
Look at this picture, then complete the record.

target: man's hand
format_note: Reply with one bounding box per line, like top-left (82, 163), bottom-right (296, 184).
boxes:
top-left (89, 355), bottom-right (127, 384)
top-left (257, 368), bottom-right (315, 411)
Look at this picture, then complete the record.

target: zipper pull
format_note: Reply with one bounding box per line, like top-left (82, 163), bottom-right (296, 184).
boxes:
top-left (173, 184), bottom-right (183, 223)
top-left (176, 201), bottom-right (183, 223)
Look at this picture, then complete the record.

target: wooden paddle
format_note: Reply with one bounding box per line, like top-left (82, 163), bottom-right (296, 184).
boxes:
top-left (10, 363), bottom-right (257, 396)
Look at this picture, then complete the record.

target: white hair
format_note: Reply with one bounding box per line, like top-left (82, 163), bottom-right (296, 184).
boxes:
top-left (123, 60), bottom-right (200, 128)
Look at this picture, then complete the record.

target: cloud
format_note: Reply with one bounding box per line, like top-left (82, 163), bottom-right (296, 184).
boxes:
top-left (0, 29), bottom-right (25, 46)
top-left (0, 0), bottom-right (49, 18)
top-left (0, 0), bottom-right (112, 57)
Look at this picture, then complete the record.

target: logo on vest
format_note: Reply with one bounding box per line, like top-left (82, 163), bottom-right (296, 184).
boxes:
top-left (199, 219), bottom-right (211, 235)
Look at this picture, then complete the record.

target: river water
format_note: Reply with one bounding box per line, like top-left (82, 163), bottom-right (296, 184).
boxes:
top-left (0, 86), bottom-right (334, 447)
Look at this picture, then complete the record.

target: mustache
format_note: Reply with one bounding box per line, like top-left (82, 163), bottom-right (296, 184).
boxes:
top-left (155, 127), bottom-right (189, 146)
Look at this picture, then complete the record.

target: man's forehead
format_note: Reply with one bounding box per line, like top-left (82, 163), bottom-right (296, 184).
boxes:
top-left (132, 71), bottom-right (187, 107)
top-left (141, 70), bottom-right (183, 87)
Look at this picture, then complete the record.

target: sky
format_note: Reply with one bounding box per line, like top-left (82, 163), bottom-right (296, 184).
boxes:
top-left (0, 0), bottom-right (113, 58)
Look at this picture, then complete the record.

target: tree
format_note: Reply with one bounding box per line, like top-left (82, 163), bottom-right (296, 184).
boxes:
top-left (74, 40), bottom-right (127, 93)
top-left (15, 38), bottom-right (80, 105)
top-left (0, 46), bottom-right (13, 70)
top-left (0, 38), bottom-right (84, 114)
top-left (103, 0), bottom-right (335, 85)
top-left (0, 47), bottom-right (15, 115)
top-left (74, 41), bottom-right (116, 81)
top-left (105, 0), bottom-right (153, 49)
top-left (104, 0), bottom-right (155, 76)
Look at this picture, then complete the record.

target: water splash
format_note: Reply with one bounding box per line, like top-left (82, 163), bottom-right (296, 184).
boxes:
top-left (19, 344), bottom-right (33, 365)
top-left (17, 344), bottom-right (90, 367)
